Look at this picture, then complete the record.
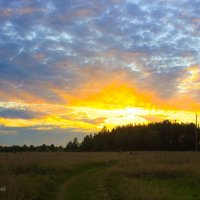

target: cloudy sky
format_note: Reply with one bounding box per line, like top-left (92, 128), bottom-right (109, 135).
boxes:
top-left (0, 0), bottom-right (200, 146)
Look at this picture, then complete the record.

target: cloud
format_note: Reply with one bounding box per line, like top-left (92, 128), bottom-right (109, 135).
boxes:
top-left (0, 108), bottom-right (43, 119)
top-left (0, 125), bottom-right (86, 146)
top-left (60, 112), bottom-right (106, 125)
top-left (140, 114), bottom-right (168, 123)
top-left (0, 0), bottom-right (200, 144)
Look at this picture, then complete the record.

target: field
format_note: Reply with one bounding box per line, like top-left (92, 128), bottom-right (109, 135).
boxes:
top-left (0, 152), bottom-right (200, 200)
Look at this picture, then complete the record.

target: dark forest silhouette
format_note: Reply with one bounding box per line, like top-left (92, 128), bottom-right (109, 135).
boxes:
top-left (77, 120), bottom-right (200, 151)
top-left (0, 120), bottom-right (199, 152)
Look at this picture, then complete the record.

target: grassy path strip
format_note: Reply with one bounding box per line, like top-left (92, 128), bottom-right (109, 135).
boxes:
top-left (57, 163), bottom-right (111, 200)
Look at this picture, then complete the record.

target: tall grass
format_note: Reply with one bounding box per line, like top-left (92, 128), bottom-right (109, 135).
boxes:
top-left (0, 152), bottom-right (200, 200)
top-left (0, 152), bottom-right (118, 200)
top-left (106, 152), bottom-right (200, 200)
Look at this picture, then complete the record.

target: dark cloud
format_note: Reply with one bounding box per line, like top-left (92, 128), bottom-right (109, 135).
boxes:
top-left (0, 108), bottom-right (43, 119)
top-left (0, 125), bottom-right (86, 146)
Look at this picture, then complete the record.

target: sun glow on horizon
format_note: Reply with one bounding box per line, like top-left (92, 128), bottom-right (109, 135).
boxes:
top-left (0, 103), bottom-right (198, 133)
top-left (1, 79), bottom-right (200, 133)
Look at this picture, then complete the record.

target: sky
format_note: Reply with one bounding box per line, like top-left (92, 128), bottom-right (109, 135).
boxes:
top-left (0, 0), bottom-right (200, 146)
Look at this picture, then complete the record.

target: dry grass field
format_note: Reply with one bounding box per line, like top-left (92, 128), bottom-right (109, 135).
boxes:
top-left (0, 152), bottom-right (200, 200)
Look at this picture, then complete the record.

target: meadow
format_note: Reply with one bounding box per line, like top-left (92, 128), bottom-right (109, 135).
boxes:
top-left (0, 152), bottom-right (200, 200)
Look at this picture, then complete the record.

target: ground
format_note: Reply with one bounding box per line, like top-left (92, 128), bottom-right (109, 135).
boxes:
top-left (0, 152), bottom-right (200, 200)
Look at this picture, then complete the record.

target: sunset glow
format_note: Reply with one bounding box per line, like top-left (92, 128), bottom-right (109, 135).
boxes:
top-left (0, 0), bottom-right (200, 145)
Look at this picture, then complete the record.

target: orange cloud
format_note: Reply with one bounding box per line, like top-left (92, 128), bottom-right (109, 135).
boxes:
top-left (178, 64), bottom-right (200, 93)
top-left (1, 59), bottom-right (200, 132)
top-left (1, 62), bottom-right (200, 113)
top-left (0, 88), bottom-right (48, 104)
top-left (48, 61), bottom-right (200, 113)
top-left (66, 82), bottom-right (154, 109)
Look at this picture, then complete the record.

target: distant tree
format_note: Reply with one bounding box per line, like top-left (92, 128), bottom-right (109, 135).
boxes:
top-left (79, 134), bottom-right (94, 151)
top-left (22, 144), bottom-right (28, 151)
top-left (29, 145), bottom-right (35, 151)
top-left (65, 141), bottom-right (73, 151)
top-left (41, 144), bottom-right (47, 152)
top-left (72, 137), bottom-right (79, 150)
top-left (65, 137), bottom-right (79, 152)
top-left (50, 144), bottom-right (55, 152)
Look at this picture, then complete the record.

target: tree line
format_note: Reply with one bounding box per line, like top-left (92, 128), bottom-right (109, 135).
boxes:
top-left (0, 144), bottom-right (64, 152)
top-left (0, 121), bottom-right (199, 152)
top-left (72, 120), bottom-right (200, 151)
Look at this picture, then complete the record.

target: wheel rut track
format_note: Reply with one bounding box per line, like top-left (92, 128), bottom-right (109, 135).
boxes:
top-left (57, 163), bottom-right (112, 200)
